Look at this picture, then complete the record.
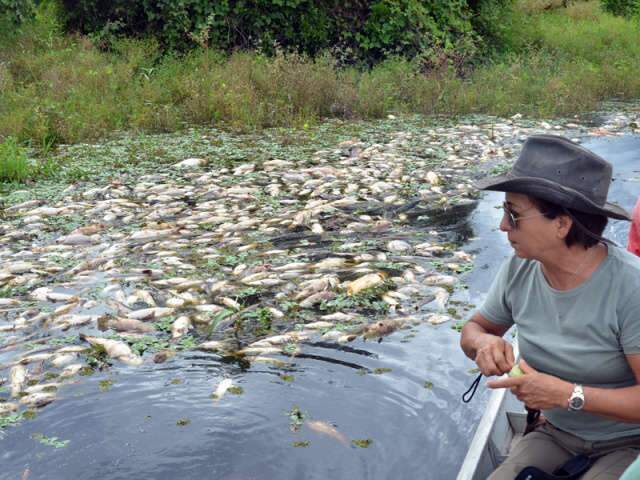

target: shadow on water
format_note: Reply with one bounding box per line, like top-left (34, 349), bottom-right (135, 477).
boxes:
top-left (0, 136), bottom-right (637, 480)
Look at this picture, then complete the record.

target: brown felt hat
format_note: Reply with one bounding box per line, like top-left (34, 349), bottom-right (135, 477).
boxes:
top-left (475, 134), bottom-right (631, 221)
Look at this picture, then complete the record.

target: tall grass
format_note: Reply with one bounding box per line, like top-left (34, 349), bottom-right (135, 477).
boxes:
top-left (0, 137), bottom-right (30, 182)
top-left (0, 1), bottom-right (639, 149)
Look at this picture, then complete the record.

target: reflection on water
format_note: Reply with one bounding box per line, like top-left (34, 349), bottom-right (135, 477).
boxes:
top-left (1, 136), bottom-right (637, 480)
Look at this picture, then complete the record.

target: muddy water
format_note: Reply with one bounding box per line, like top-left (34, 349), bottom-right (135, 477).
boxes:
top-left (1, 135), bottom-right (637, 480)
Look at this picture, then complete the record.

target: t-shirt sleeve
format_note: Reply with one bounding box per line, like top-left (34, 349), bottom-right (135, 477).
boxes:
top-left (479, 258), bottom-right (515, 328)
top-left (620, 293), bottom-right (640, 355)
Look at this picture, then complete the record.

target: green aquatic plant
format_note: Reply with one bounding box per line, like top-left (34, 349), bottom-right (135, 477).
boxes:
top-left (351, 438), bottom-right (373, 448)
top-left (287, 405), bottom-right (306, 431)
top-left (31, 433), bottom-right (70, 448)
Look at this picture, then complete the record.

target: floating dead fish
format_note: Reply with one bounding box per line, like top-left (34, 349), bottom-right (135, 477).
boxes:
top-left (212, 378), bottom-right (234, 400)
top-left (171, 316), bottom-right (191, 339)
top-left (60, 364), bottom-right (83, 378)
top-left (299, 291), bottom-right (335, 309)
top-left (101, 317), bottom-right (155, 334)
top-left (20, 392), bottom-right (56, 407)
top-left (197, 341), bottom-right (228, 352)
top-left (0, 402), bottom-right (18, 414)
top-left (426, 314), bottom-right (453, 325)
top-left (127, 307), bottom-right (174, 321)
top-left (80, 334), bottom-right (143, 366)
top-left (347, 273), bottom-right (385, 296)
top-left (363, 319), bottom-right (403, 340)
top-left (10, 365), bottom-right (27, 397)
top-left (305, 420), bottom-right (349, 446)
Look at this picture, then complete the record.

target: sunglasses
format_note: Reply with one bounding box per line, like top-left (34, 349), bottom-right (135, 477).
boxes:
top-left (502, 202), bottom-right (548, 229)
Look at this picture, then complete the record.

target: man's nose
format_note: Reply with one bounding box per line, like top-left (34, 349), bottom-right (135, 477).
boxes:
top-left (499, 212), bottom-right (512, 232)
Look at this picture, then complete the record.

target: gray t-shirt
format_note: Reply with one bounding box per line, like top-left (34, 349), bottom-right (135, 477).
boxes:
top-left (480, 245), bottom-right (640, 441)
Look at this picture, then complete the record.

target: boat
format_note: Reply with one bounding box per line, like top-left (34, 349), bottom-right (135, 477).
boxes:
top-left (457, 339), bottom-right (526, 480)
top-left (456, 378), bottom-right (527, 479)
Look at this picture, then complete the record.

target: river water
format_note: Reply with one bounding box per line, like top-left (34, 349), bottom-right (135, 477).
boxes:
top-left (0, 135), bottom-right (637, 480)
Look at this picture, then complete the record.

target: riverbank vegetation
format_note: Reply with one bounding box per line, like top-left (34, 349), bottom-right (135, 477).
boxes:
top-left (0, 0), bottom-right (639, 158)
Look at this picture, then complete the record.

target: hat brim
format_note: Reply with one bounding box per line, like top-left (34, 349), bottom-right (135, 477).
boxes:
top-left (475, 172), bottom-right (631, 221)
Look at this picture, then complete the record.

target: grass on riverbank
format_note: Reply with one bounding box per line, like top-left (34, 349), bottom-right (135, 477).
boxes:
top-left (0, 1), bottom-right (639, 154)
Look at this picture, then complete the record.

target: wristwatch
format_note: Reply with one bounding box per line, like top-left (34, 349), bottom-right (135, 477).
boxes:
top-left (568, 384), bottom-right (585, 411)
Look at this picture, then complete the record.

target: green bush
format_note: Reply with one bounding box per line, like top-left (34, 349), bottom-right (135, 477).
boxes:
top-left (0, 137), bottom-right (30, 182)
top-left (0, 0), bottom-right (34, 25)
top-left (58, 0), bottom-right (478, 64)
top-left (601, 0), bottom-right (639, 16)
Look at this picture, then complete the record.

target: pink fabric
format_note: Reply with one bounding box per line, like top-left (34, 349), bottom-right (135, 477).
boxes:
top-left (628, 198), bottom-right (640, 256)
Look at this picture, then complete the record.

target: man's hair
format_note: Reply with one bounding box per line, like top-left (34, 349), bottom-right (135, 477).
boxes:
top-left (529, 196), bottom-right (608, 248)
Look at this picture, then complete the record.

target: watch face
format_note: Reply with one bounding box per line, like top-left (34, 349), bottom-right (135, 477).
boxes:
top-left (570, 397), bottom-right (584, 410)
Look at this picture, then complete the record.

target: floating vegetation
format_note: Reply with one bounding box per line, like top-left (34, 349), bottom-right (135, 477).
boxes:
top-left (99, 379), bottom-right (115, 392)
top-left (176, 418), bottom-right (191, 426)
top-left (373, 368), bottom-right (392, 375)
top-left (31, 433), bottom-right (70, 448)
top-left (227, 386), bottom-right (244, 395)
top-left (351, 439), bottom-right (373, 448)
top-left (279, 374), bottom-right (295, 382)
top-left (423, 381), bottom-right (434, 390)
top-left (287, 406), bottom-right (306, 432)
top-left (291, 441), bottom-right (310, 448)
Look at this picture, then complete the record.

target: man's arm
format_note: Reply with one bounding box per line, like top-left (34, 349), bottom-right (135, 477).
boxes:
top-left (460, 311), bottom-right (514, 376)
top-left (581, 354), bottom-right (640, 423)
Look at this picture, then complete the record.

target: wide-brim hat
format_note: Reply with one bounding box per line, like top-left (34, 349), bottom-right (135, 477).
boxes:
top-left (475, 134), bottom-right (631, 221)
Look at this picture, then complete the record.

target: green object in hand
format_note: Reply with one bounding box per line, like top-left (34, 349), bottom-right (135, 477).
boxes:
top-left (509, 363), bottom-right (525, 377)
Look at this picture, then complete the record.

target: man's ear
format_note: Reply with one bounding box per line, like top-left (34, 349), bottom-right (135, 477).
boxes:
top-left (556, 213), bottom-right (572, 239)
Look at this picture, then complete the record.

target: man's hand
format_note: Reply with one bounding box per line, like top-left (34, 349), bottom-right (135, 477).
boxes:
top-left (474, 334), bottom-right (515, 377)
top-left (487, 359), bottom-right (573, 410)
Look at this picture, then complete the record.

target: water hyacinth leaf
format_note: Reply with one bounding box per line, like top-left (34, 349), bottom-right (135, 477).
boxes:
top-left (351, 439), bottom-right (373, 448)
top-left (287, 406), bottom-right (305, 431)
top-left (31, 433), bottom-right (70, 448)
top-left (99, 379), bottom-right (114, 392)
top-left (176, 418), bottom-right (190, 426)
top-left (291, 441), bottom-right (310, 448)
top-left (373, 368), bottom-right (392, 375)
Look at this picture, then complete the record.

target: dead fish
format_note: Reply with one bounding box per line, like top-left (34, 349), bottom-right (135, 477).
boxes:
top-left (80, 334), bottom-right (143, 366)
top-left (60, 364), bottom-right (83, 378)
top-left (212, 378), bottom-right (234, 400)
top-left (197, 341), bottom-right (227, 352)
top-left (171, 316), bottom-right (191, 339)
top-left (363, 319), bottom-right (403, 340)
top-left (314, 257), bottom-right (348, 271)
top-left (386, 240), bottom-right (412, 253)
top-left (238, 346), bottom-right (282, 356)
top-left (426, 314), bottom-right (452, 325)
top-left (20, 392), bottom-right (56, 408)
top-left (305, 420), bottom-right (349, 446)
top-left (127, 307), bottom-right (174, 321)
top-left (220, 297), bottom-right (241, 310)
top-left (10, 365), bottom-right (26, 397)
top-left (303, 321), bottom-right (335, 330)
top-left (102, 317), bottom-right (155, 334)
top-left (251, 357), bottom-right (290, 367)
top-left (153, 349), bottom-right (176, 364)
top-left (19, 353), bottom-right (54, 365)
top-left (24, 382), bottom-right (61, 394)
top-left (51, 353), bottom-right (78, 368)
top-left (347, 273), bottom-right (385, 296)
top-left (320, 312), bottom-right (357, 322)
top-left (299, 291), bottom-right (335, 309)
top-left (0, 402), bottom-right (18, 414)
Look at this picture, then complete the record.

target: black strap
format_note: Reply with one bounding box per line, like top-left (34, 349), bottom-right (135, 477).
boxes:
top-left (524, 407), bottom-right (541, 435)
top-left (515, 454), bottom-right (594, 480)
top-left (462, 373), bottom-right (482, 403)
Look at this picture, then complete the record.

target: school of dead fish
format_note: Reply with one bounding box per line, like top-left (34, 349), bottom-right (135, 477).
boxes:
top-left (0, 110), bottom-right (638, 437)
